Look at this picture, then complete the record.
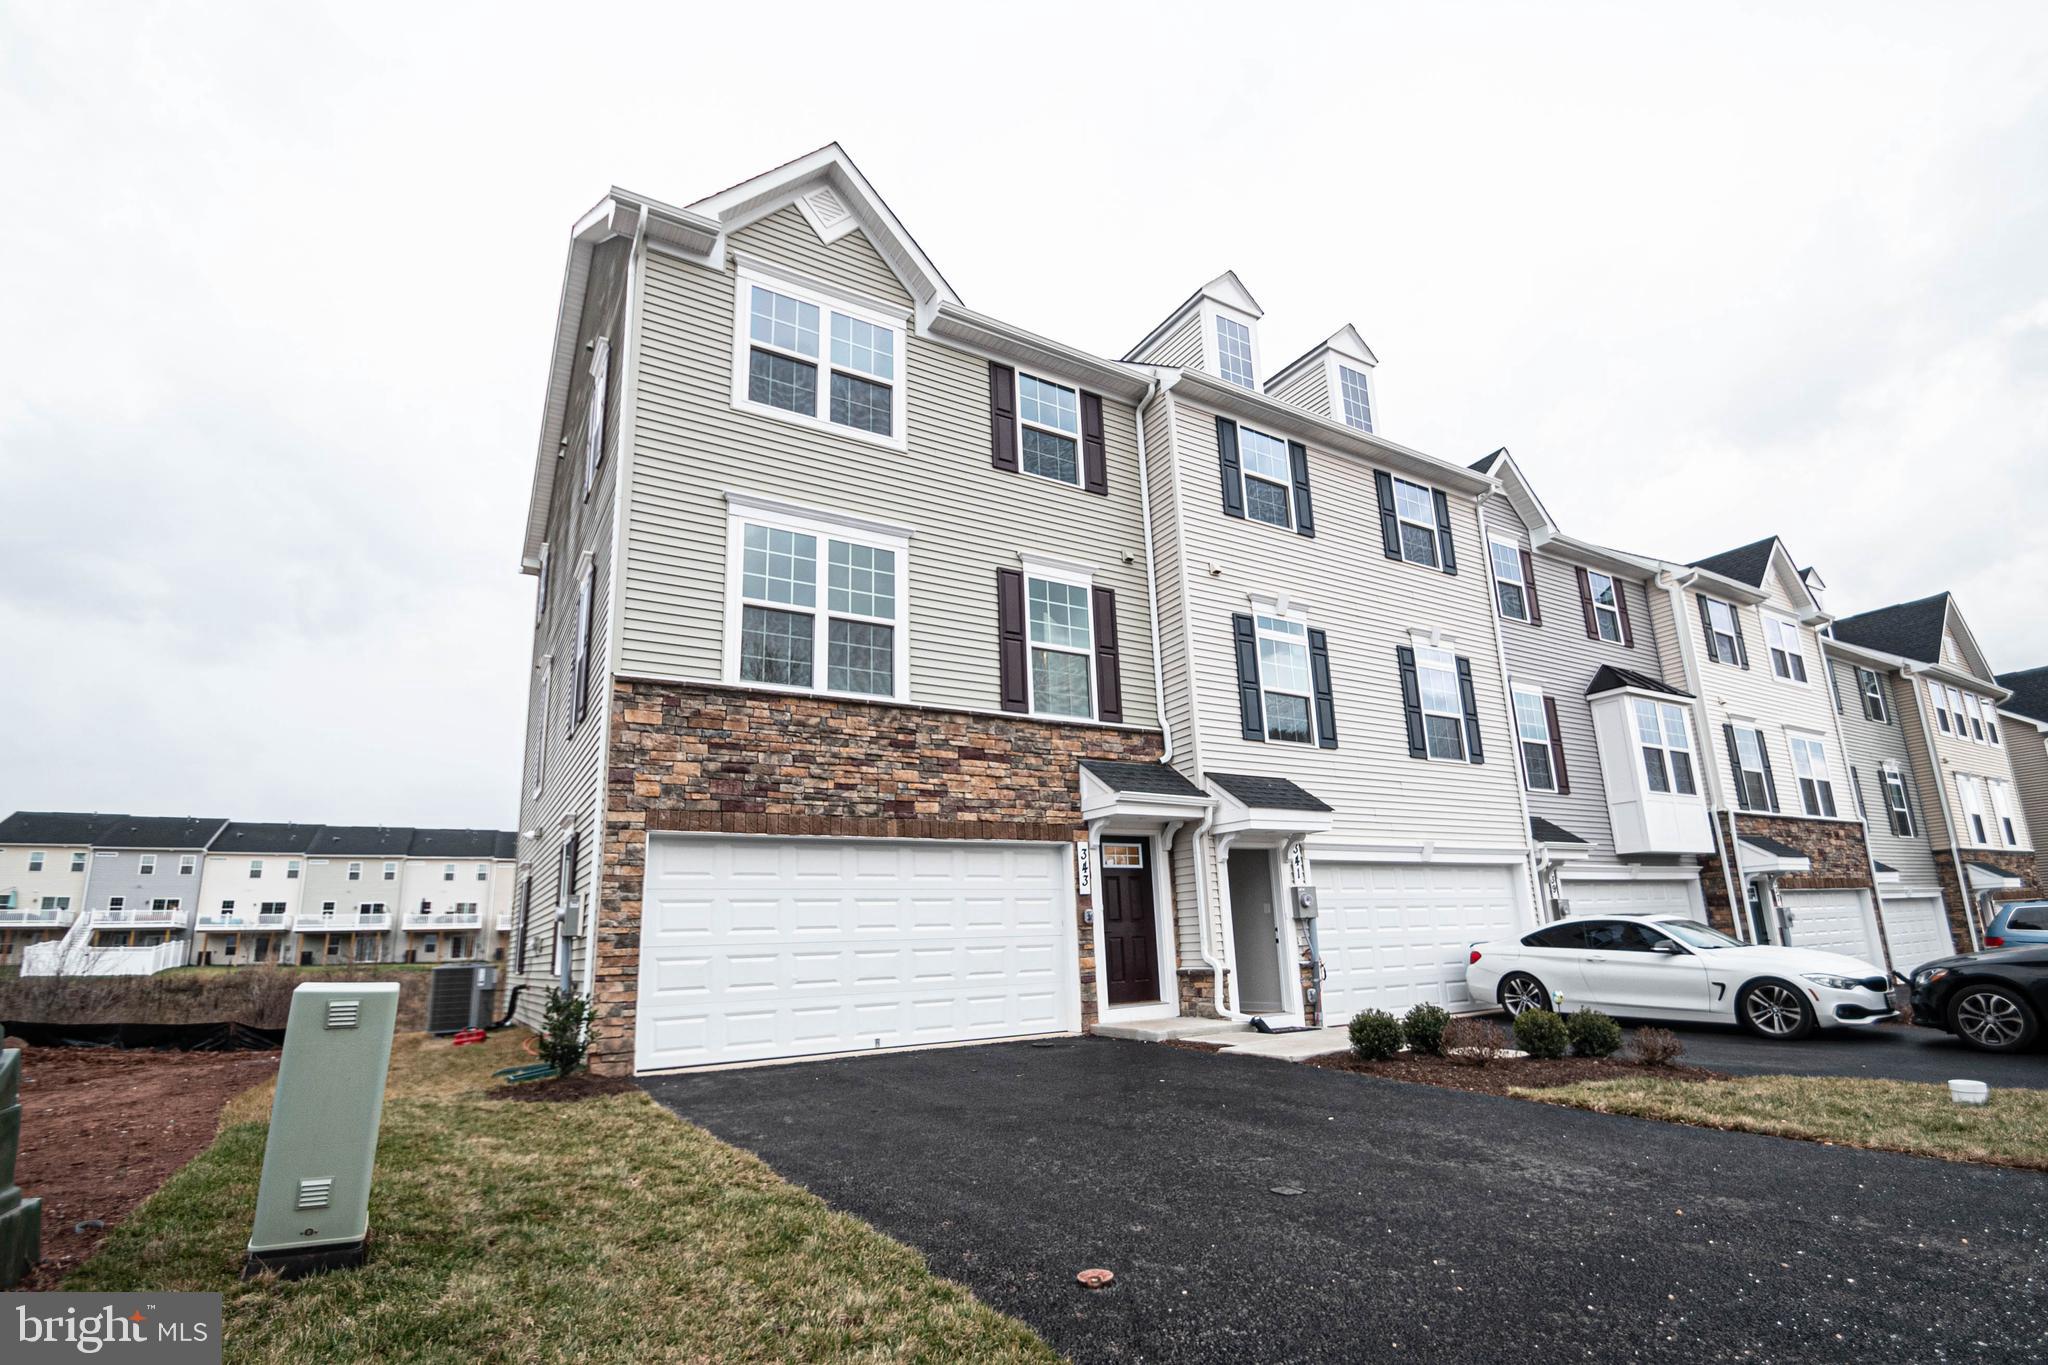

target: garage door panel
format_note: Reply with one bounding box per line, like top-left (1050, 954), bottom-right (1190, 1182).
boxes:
top-left (1562, 879), bottom-right (1697, 918)
top-left (636, 836), bottom-right (1076, 1072)
top-left (1313, 862), bottom-right (1519, 1017)
top-left (1781, 889), bottom-right (1877, 960)
top-left (1879, 894), bottom-right (1953, 974)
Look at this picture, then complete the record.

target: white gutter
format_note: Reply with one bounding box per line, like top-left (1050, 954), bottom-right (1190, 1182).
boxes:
top-left (1660, 569), bottom-right (1752, 942)
top-left (1475, 497), bottom-right (1544, 923)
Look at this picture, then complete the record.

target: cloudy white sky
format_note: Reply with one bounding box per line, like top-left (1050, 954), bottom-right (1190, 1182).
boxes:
top-left (3, 1), bottom-right (2045, 828)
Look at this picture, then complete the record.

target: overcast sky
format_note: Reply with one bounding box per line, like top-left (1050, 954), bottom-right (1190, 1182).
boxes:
top-left (3, 1), bottom-right (2045, 829)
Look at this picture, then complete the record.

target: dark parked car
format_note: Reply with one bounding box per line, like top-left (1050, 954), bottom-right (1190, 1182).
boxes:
top-left (1909, 946), bottom-right (2048, 1052)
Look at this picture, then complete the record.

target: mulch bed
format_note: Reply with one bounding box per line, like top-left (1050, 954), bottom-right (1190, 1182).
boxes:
top-left (9, 1043), bottom-right (280, 1287)
top-left (485, 1072), bottom-right (641, 1103)
top-left (1303, 1050), bottom-right (1721, 1097)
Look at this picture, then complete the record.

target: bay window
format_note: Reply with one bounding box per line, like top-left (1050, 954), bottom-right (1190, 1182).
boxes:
top-left (1634, 699), bottom-right (1697, 796)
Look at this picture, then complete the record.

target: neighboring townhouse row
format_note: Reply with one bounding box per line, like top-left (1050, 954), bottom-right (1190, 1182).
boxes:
top-left (0, 812), bottom-right (518, 971)
top-left (1994, 667), bottom-right (2048, 891)
top-left (505, 145), bottom-right (2041, 1076)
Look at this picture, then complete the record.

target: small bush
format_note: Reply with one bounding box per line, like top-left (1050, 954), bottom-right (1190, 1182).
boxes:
top-left (538, 989), bottom-right (597, 1075)
top-left (1402, 1002), bottom-right (1451, 1056)
top-left (1513, 1008), bottom-right (1569, 1060)
top-left (1567, 1010), bottom-right (1623, 1058)
top-left (1629, 1026), bottom-right (1686, 1067)
top-left (1442, 1016), bottom-right (1508, 1067)
top-left (1348, 1008), bottom-right (1404, 1061)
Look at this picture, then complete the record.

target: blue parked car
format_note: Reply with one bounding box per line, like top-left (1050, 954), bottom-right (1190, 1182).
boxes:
top-left (1984, 900), bottom-right (2048, 949)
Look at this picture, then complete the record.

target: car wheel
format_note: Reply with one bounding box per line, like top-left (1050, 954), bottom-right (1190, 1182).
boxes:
top-left (1949, 984), bottom-right (2039, 1053)
top-left (1737, 978), bottom-right (1814, 1040)
top-left (1498, 972), bottom-right (1552, 1017)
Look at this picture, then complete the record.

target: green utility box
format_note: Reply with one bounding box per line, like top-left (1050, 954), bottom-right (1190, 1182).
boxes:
top-left (0, 1047), bottom-right (42, 1288)
top-left (244, 982), bottom-right (399, 1279)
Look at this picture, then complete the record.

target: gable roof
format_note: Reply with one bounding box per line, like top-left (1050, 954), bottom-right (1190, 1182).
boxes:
top-left (1586, 665), bottom-right (1692, 700)
top-left (1264, 324), bottom-right (1379, 395)
top-left (1123, 270), bottom-right (1264, 363)
top-left (0, 811), bottom-right (129, 846)
top-left (1079, 760), bottom-right (1208, 800)
top-left (1996, 667), bottom-right (2048, 724)
top-left (92, 815), bottom-right (229, 851)
top-left (494, 830), bottom-right (521, 860)
top-left (1206, 772), bottom-right (1332, 813)
top-left (1688, 537), bottom-right (1781, 587)
top-left (212, 822), bottom-right (324, 855)
top-left (1530, 817), bottom-right (1588, 846)
top-left (1831, 593), bottom-right (1951, 665)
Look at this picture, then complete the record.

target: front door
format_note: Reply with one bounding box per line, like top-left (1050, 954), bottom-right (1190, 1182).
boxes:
top-left (1100, 839), bottom-right (1159, 1006)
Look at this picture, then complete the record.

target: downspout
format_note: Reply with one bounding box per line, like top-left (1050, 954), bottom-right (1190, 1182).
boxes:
top-left (1212, 831), bottom-right (1242, 1016)
top-left (1475, 496), bottom-right (1544, 923)
top-left (1663, 570), bottom-right (1751, 942)
top-left (1905, 664), bottom-right (1983, 951)
top-left (1133, 374), bottom-right (1170, 767)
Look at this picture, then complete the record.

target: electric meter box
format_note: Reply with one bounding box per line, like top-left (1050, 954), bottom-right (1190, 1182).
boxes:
top-left (244, 982), bottom-right (400, 1279)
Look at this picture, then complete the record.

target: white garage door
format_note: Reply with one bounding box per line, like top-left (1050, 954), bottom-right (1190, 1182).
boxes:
top-left (1780, 888), bottom-right (1878, 962)
top-left (1879, 893), bottom-right (1954, 974)
top-left (635, 836), bottom-right (1077, 1072)
top-left (1313, 862), bottom-right (1520, 1016)
top-left (1561, 878), bottom-right (1699, 919)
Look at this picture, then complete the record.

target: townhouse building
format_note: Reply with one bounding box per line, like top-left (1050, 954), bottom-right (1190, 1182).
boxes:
top-left (0, 812), bottom-right (113, 964)
top-left (1994, 666), bottom-right (2048, 889)
top-left (394, 829), bottom-right (514, 963)
top-left (296, 827), bottom-right (411, 963)
top-left (81, 816), bottom-right (229, 950)
top-left (193, 823), bottom-right (321, 965)
top-left (1830, 594), bottom-right (2041, 948)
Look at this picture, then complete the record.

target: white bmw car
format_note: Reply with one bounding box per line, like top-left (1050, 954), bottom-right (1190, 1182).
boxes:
top-left (1465, 915), bottom-right (1897, 1039)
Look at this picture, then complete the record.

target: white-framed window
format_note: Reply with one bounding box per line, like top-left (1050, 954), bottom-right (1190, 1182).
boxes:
top-left (440, 864), bottom-right (454, 882)
top-left (1026, 569), bottom-right (1096, 720)
top-left (1393, 477), bottom-right (1440, 568)
top-left (1763, 614), bottom-right (1807, 683)
top-left (1586, 570), bottom-right (1623, 643)
top-left (221, 934), bottom-right (238, 955)
top-left (1489, 539), bottom-right (1529, 622)
top-left (27, 851), bottom-right (43, 872)
top-left (583, 335), bottom-right (610, 496)
top-left (1635, 699), bottom-right (1698, 796)
top-left (1512, 686), bottom-right (1555, 791)
top-left (70, 850), bottom-right (86, 872)
top-left (732, 268), bottom-right (906, 447)
top-left (346, 862), bottom-right (362, 881)
top-left (40, 896), bottom-right (70, 911)
top-left (107, 896), bottom-right (124, 912)
top-left (287, 860), bottom-right (300, 880)
top-left (1731, 725), bottom-right (1772, 811)
top-left (1856, 667), bottom-right (1887, 722)
top-left (1881, 764), bottom-right (1915, 837)
top-left (150, 898), bottom-right (179, 914)
top-left (1215, 314), bottom-right (1255, 389)
top-left (139, 855), bottom-right (156, 876)
top-left (1016, 373), bottom-right (1082, 486)
top-left (530, 656), bottom-right (552, 797)
top-left (1927, 679), bottom-right (1951, 733)
top-left (1987, 705), bottom-right (2002, 746)
top-left (1789, 733), bottom-right (1838, 817)
top-left (567, 561), bottom-right (594, 737)
top-left (1703, 597), bottom-right (1742, 665)
top-left (1990, 779), bottom-right (2020, 846)
top-left (476, 865), bottom-right (488, 882)
top-left (726, 505), bottom-right (909, 702)
top-left (1237, 425), bottom-right (1293, 529)
top-left (1255, 611), bottom-right (1315, 744)
top-left (321, 901), bottom-right (336, 915)
top-left (383, 862), bottom-right (398, 881)
top-left (534, 542), bottom-right (551, 627)
top-left (1962, 692), bottom-right (1988, 743)
top-left (1416, 645), bottom-right (1466, 761)
top-left (179, 855), bottom-right (196, 875)
top-left (247, 860), bottom-right (262, 879)
top-left (1336, 363), bottom-right (1374, 432)
top-left (1957, 774), bottom-right (1989, 844)
top-left (1948, 686), bottom-right (1972, 741)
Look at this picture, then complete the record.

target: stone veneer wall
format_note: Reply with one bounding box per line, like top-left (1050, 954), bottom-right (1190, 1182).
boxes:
top-left (1931, 848), bottom-right (2043, 950)
top-left (1696, 812), bottom-right (1878, 938)
top-left (589, 681), bottom-right (1168, 1075)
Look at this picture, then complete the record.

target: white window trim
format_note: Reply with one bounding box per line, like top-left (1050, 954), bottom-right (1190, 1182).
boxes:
top-left (1857, 666), bottom-right (1886, 722)
top-left (582, 334), bottom-right (610, 498)
top-left (1392, 476), bottom-right (1440, 568)
top-left (1787, 730), bottom-right (1839, 818)
top-left (1962, 692), bottom-right (1989, 744)
top-left (531, 655), bottom-right (552, 798)
top-left (1585, 569), bottom-right (1623, 643)
top-left (1414, 642), bottom-right (1467, 763)
top-left (1948, 685), bottom-right (1972, 742)
top-left (1235, 423), bottom-right (1295, 531)
top-left (1326, 354), bottom-right (1376, 434)
top-left (346, 862), bottom-right (362, 881)
top-left (534, 541), bottom-right (551, 627)
top-left (721, 501), bottom-right (912, 704)
top-left (729, 264), bottom-right (909, 452)
top-left (1208, 306), bottom-right (1260, 389)
top-left (565, 559), bottom-right (594, 740)
top-left (1989, 778), bottom-right (2020, 848)
top-left (1489, 537), bottom-right (1530, 623)
top-left (1956, 773), bottom-right (1989, 845)
top-left (1880, 763), bottom-right (1914, 836)
top-left (1731, 724), bottom-right (1772, 810)
top-left (1023, 559), bottom-right (1097, 722)
top-left (1015, 370), bottom-right (1085, 489)
top-left (1926, 678), bottom-right (1951, 733)
top-left (1704, 597), bottom-right (1741, 666)
top-left (1633, 696), bottom-right (1699, 797)
top-left (138, 854), bottom-right (156, 875)
top-left (178, 855), bottom-right (196, 875)
top-left (1252, 604), bottom-right (1317, 745)
top-left (1762, 612), bottom-right (1807, 685)
top-left (1510, 683), bottom-right (1555, 791)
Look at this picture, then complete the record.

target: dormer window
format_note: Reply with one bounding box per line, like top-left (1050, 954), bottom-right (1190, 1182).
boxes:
top-left (734, 268), bottom-right (906, 447)
top-left (1216, 315), bottom-right (1255, 389)
top-left (1336, 364), bottom-right (1374, 433)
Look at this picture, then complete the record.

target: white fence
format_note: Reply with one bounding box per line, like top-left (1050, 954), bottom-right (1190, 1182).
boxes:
top-left (21, 936), bottom-right (191, 978)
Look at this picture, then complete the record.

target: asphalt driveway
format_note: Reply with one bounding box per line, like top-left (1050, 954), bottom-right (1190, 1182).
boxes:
top-left (1634, 1018), bottom-right (2048, 1088)
top-left (645, 1038), bottom-right (2047, 1364)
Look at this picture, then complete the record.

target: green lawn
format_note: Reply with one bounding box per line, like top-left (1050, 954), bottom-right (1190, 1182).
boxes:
top-left (69, 1033), bottom-right (1056, 1364)
top-left (1517, 1074), bottom-right (2048, 1170)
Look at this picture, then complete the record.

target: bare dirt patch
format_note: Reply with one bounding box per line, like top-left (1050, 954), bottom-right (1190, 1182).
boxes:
top-left (11, 1044), bottom-right (279, 1286)
top-left (1159, 1039), bottom-right (1229, 1054)
top-left (1303, 1049), bottom-right (1721, 1097)
top-left (484, 1072), bottom-right (641, 1103)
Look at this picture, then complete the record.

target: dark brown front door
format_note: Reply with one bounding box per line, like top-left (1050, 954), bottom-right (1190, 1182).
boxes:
top-left (1101, 840), bottom-right (1160, 1006)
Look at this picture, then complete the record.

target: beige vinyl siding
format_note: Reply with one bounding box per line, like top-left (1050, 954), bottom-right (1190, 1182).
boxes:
top-left (731, 205), bottom-right (912, 308)
top-left (619, 215), bottom-right (1158, 726)
top-left (1146, 395), bottom-right (1196, 765)
top-left (1999, 716), bottom-right (2048, 881)
top-left (509, 237), bottom-right (630, 1024)
top-left (1136, 308), bottom-right (1205, 370)
top-left (1644, 581), bottom-right (1688, 693)
top-left (1920, 620), bottom-right (2033, 852)
top-left (1265, 361), bottom-right (1331, 419)
top-left (1486, 496), bottom-right (1679, 866)
top-left (1165, 396), bottom-right (1528, 851)
top-left (1825, 652), bottom-right (1941, 889)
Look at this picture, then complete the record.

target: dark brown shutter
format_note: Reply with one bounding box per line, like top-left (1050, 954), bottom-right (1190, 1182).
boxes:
top-left (1091, 586), bottom-right (1122, 723)
top-left (1373, 471), bottom-right (1401, 559)
top-left (1880, 673), bottom-right (1897, 725)
top-left (1288, 440), bottom-right (1315, 538)
top-left (996, 569), bottom-right (1028, 712)
top-left (1615, 579), bottom-right (1635, 647)
top-left (1723, 724), bottom-right (1752, 811)
top-left (1697, 594), bottom-right (1719, 662)
top-left (514, 875), bottom-right (530, 973)
top-left (1232, 614), bottom-right (1263, 740)
top-left (574, 573), bottom-right (595, 722)
top-left (1543, 695), bottom-right (1570, 794)
top-left (1576, 566), bottom-right (1599, 640)
top-left (1520, 549), bottom-right (1542, 625)
top-left (1730, 606), bottom-right (1751, 669)
top-left (1432, 489), bottom-right (1457, 574)
top-left (1395, 646), bottom-right (1427, 757)
top-left (1456, 656), bottom-right (1484, 762)
top-left (1216, 417), bottom-right (1245, 519)
top-left (1850, 767), bottom-right (1870, 821)
top-left (1080, 391), bottom-right (1107, 496)
top-left (1308, 627), bottom-right (1337, 749)
top-left (989, 363), bottom-right (1017, 472)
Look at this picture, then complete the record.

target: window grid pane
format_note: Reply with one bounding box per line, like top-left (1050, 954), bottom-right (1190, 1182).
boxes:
top-left (829, 313), bottom-right (893, 380)
top-left (827, 540), bottom-right (895, 619)
top-left (827, 619), bottom-right (894, 695)
top-left (1244, 478), bottom-right (1291, 528)
top-left (1216, 316), bottom-right (1255, 388)
top-left (1513, 691), bottom-right (1549, 743)
top-left (740, 605), bottom-right (814, 687)
top-left (829, 372), bottom-right (892, 435)
top-left (1021, 427), bottom-right (1079, 484)
top-left (749, 287), bottom-right (819, 356)
top-left (1240, 427), bottom-right (1290, 482)
top-left (742, 525), bottom-right (818, 607)
top-left (748, 349), bottom-right (818, 415)
top-left (1337, 365), bottom-right (1373, 432)
top-left (1018, 375), bottom-right (1078, 433)
top-left (1032, 648), bottom-right (1092, 717)
top-left (1264, 692), bottom-right (1311, 743)
top-left (1490, 541), bottom-right (1523, 585)
top-left (1027, 578), bottom-right (1092, 650)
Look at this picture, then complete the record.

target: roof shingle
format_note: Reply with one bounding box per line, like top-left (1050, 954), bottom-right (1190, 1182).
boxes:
top-left (1996, 666), bottom-right (2048, 724)
top-left (1206, 773), bottom-right (1333, 813)
top-left (1689, 537), bottom-right (1780, 587)
top-left (1079, 760), bottom-right (1208, 800)
top-left (1831, 594), bottom-right (1951, 664)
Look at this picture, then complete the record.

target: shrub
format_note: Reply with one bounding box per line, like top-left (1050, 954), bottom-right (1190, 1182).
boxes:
top-left (1628, 1026), bottom-right (1685, 1067)
top-left (1402, 1002), bottom-right (1451, 1057)
top-left (1442, 1016), bottom-right (1508, 1067)
top-left (1567, 1010), bottom-right (1623, 1058)
top-left (1347, 1008), bottom-right (1404, 1061)
top-left (538, 989), bottom-right (597, 1075)
top-left (1513, 1008), bottom-right (1569, 1059)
